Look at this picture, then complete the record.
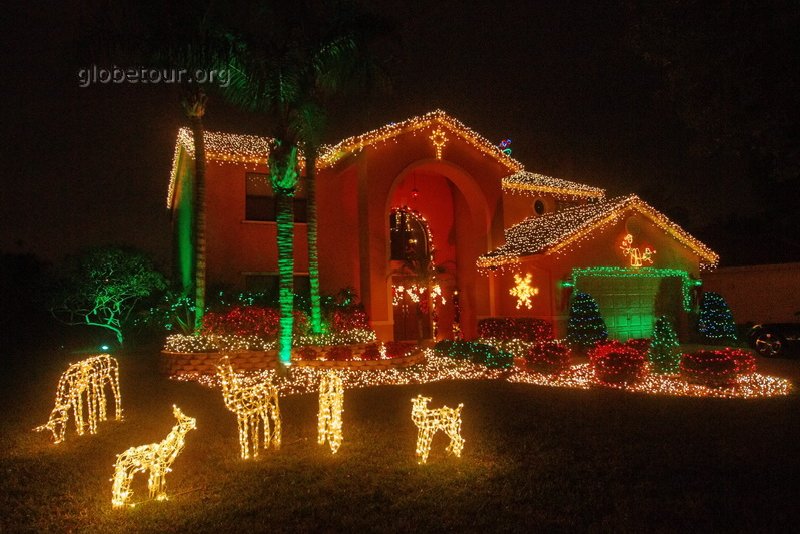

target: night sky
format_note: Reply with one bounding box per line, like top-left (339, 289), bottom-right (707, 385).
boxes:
top-left (2, 1), bottom-right (798, 270)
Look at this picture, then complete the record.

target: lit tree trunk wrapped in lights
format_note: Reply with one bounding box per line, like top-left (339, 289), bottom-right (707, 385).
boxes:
top-left (305, 149), bottom-right (324, 335)
top-left (270, 143), bottom-right (300, 368)
top-left (182, 88), bottom-right (208, 332)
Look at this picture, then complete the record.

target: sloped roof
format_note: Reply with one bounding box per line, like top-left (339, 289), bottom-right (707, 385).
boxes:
top-left (477, 194), bottom-right (719, 270)
top-left (317, 109), bottom-right (524, 171)
top-left (167, 128), bottom-right (276, 207)
top-left (502, 171), bottom-right (605, 200)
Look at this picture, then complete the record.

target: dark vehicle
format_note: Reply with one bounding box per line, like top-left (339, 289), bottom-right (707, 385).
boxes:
top-left (748, 323), bottom-right (800, 358)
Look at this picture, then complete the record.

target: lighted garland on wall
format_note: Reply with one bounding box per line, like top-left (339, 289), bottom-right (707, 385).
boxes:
top-left (564, 266), bottom-right (700, 312)
top-left (477, 195), bottom-right (719, 273)
top-left (501, 171), bottom-right (605, 200)
top-left (317, 109), bottom-right (524, 170)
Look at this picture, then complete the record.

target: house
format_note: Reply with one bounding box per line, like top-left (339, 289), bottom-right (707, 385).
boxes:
top-left (168, 110), bottom-right (718, 342)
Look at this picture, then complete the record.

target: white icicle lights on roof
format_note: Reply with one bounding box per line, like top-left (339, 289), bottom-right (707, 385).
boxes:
top-left (502, 171), bottom-right (605, 200)
top-left (477, 194), bottom-right (719, 271)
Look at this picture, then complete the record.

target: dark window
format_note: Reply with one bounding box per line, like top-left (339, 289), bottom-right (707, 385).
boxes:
top-left (245, 172), bottom-right (308, 222)
top-left (534, 199), bottom-right (546, 215)
top-left (390, 210), bottom-right (429, 261)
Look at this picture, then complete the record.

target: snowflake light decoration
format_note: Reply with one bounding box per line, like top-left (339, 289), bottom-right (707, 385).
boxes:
top-left (509, 273), bottom-right (539, 309)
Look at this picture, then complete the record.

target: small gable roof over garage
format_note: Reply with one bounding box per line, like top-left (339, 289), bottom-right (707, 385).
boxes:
top-left (477, 194), bottom-right (719, 271)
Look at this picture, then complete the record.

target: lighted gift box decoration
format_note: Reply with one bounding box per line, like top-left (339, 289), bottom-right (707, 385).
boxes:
top-left (111, 405), bottom-right (196, 508)
top-left (411, 395), bottom-right (465, 464)
top-left (317, 371), bottom-right (344, 454)
top-left (216, 356), bottom-right (281, 459)
top-left (35, 354), bottom-right (122, 444)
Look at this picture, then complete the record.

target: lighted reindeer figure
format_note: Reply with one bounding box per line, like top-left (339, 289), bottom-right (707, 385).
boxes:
top-left (411, 395), bottom-right (465, 464)
top-left (620, 233), bottom-right (655, 268)
top-left (35, 354), bottom-right (122, 444)
top-left (216, 356), bottom-right (281, 459)
top-left (318, 371), bottom-right (344, 454)
top-left (111, 405), bottom-right (196, 508)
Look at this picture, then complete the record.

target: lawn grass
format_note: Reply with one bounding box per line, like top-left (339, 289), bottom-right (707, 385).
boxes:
top-left (1, 348), bottom-right (798, 532)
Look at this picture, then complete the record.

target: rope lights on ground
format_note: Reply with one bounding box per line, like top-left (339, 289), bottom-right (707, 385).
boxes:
top-left (174, 350), bottom-right (790, 399)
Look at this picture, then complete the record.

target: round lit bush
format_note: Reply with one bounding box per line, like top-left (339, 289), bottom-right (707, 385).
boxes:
top-left (361, 343), bottom-right (382, 361)
top-left (727, 348), bottom-right (756, 375)
top-left (325, 345), bottom-right (353, 362)
top-left (525, 342), bottom-right (572, 375)
top-left (296, 346), bottom-right (318, 361)
top-left (680, 350), bottom-right (740, 388)
top-left (590, 341), bottom-right (646, 385)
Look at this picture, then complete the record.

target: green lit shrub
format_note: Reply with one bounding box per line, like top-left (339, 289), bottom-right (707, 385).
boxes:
top-left (434, 340), bottom-right (513, 369)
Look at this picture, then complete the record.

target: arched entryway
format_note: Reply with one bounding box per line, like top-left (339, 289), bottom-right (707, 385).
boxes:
top-left (385, 160), bottom-right (492, 341)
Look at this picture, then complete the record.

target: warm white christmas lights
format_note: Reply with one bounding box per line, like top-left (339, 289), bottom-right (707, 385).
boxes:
top-left (429, 127), bottom-right (448, 159)
top-left (317, 371), bottom-right (344, 454)
top-left (217, 356), bottom-right (281, 459)
top-left (411, 395), bottom-right (464, 464)
top-left (35, 354), bottom-right (122, 444)
top-left (502, 171), bottom-right (605, 200)
top-left (111, 405), bottom-right (196, 508)
top-left (509, 273), bottom-right (539, 309)
top-left (478, 194), bottom-right (719, 272)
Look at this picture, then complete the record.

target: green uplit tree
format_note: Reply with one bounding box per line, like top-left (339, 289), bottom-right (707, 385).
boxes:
top-left (697, 291), bottom-right (738, 343)
top-left (50, 247), bottom-right (167, 346)
top-left (220, 1), bottom-right (389, 365)
top-left (648, 315), bottom-right (680, 373)
top-left (566, 292), bottom-right (608, 347)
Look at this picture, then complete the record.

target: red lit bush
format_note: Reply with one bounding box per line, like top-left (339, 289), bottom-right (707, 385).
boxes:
top-left (590, 341), bottom-right (646, 385)
top-left (330, 307), bottom-right (370, 333)
top-left (680, 348), bottom-right (755, 387)
top-left (325, 345), bottom-right (353, 362)
top-left (203, 306), bottom-right (309, 338)
top-left (361, 344), bottom-right (382, 360)
top-left (478, 318), bottom-right (554, 343)
top-left (524, 342), bottom-right (572, 375)
top-left (384, 341), bottom-right (411, 359)
top-left (624, 338), bottom-right (651, 355)
top-left (296, 346), bottom-right (319, 361)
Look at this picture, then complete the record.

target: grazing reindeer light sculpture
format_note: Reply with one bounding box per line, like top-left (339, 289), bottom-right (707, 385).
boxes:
top-left (216, 356), bottom-right (281, 459)
top-left (35, 354), bottom-right (122, 444)
top-left (111, 405), bottom-right (196, 508)
top-left (411, 395), bottom-right (465, 464)
top-left (318, 371), bottom-right (344, 454)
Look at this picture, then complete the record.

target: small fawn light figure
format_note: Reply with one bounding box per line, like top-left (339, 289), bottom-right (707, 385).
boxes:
top-left (35, 354), bottom-right (122, 444)
top-left (111, 405), bottom-right (196, 508)
top-left (411, 395), bottom-right (464, 464)
top-left (216, 356), bottom-right (281, 459)
top-left (318, 371), bottom-right (344, 454)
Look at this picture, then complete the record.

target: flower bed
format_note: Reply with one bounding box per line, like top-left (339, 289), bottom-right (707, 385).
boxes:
top-left (161, 341), bottom-right (421, 375)
top-left (590, 341), bottom-right (647, 385)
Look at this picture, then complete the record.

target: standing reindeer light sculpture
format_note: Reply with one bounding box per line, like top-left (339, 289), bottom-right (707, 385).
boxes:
top-left (216, 356), bottom-right (281, 459)
top-left (35, 354), bottom-right (122, 443)
top-left (411, 395), bottom-right (465, 464)
top-left (111, 405), bottom-right (196, 508)
top-left (318, 371), bottom-right (344, 454)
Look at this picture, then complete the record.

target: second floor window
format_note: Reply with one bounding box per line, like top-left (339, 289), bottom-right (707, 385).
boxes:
top-left (245, 172), bottom-right (308, 222)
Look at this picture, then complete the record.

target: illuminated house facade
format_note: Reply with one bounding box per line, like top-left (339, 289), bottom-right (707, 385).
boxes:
top-left (168, 110), bottom-right (718, 342)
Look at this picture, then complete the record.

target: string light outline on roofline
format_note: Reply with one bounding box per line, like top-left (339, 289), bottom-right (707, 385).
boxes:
top-left (316, 109), bottom-right (524, 171)
top-left (502, 171), bottom-right (606, 200)
top-left (166, 128), bottom-right (307, 207)
top-left (477, 195), bottom-right (719, 273)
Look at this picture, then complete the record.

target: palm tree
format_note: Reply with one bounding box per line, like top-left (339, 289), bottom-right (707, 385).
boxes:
top-left (221, 1), bottom-right (390, 367)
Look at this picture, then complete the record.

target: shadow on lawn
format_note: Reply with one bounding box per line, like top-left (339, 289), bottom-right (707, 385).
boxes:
top-left (1, 346), bottom-right (799, 532)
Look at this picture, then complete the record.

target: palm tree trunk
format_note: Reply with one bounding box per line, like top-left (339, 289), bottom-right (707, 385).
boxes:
top-left (189, 114), bottom-right (207, 333)
top-left (275, 193), bottom-right (295, 368)
top-left (305, 150), bottom-right (323, 334)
